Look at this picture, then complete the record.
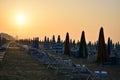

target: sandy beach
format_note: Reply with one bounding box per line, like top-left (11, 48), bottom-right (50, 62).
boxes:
top-left (0, 43), bottom-right (120, 80)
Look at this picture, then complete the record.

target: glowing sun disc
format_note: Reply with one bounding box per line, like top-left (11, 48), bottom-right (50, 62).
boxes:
top-left (17, 16), bottom-right (24, 24)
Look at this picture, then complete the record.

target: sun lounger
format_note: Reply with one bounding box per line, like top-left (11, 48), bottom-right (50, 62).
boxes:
top-left (0, 52), bottom-right (6, 64)
top-left (93, 70), bottom-right (109, 80)
top-left (49, 59), bottom-right (82, 75)
top-left (63, 66), bottom-right (98, 80)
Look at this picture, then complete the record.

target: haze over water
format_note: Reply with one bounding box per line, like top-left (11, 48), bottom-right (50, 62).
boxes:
top-left (0, 0), bottom-right (120, 42)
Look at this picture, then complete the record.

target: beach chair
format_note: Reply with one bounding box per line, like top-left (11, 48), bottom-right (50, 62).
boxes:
top-left (31, 51), bottom-right (51, 64)
top-left (51, 59), bottom-right (80, 75)
top-left (92, 70), bottom-right (109, 80)
top-left (63, 65), bottom-right (96, 80)
top-left (0, 44), bottom-right (8, 64)
top-left (0, 52), bottom-right (6, 64)
top-left (31, 50), bottom-right (58, 65)
top-left (46, 56), bottom-right (63, 69)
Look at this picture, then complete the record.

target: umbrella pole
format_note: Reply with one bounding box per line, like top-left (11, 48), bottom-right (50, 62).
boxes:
top-left (99, 64), bottom-right (102, 80)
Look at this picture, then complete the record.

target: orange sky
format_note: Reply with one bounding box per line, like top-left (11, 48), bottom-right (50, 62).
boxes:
top-left (0, 0), bottom-right (120, 43)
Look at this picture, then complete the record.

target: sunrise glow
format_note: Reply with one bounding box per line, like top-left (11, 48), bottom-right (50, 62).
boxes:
top-left (0, 0), bottom-right (120, 42)
top-left (17, 15), bottom-right (24, 24)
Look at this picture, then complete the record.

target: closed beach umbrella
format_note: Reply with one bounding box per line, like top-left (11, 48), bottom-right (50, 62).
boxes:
top-left (107, 37), bottom-right (113, 56)
top-left (64, 32), bottom-right (71, 56)
top-left (96, 27), bottom-right (109, 64)
top-left (0, 34), bottom-right (1, 46)
top-left (79, 31), bottom-right (88, 58)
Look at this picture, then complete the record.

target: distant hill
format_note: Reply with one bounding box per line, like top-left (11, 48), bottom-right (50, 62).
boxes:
top-left (0, 33), bottom-right (14, 40)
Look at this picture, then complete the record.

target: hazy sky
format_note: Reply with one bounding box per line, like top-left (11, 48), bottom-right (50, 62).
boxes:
top-left (0, 0), bottom-right (120, 43)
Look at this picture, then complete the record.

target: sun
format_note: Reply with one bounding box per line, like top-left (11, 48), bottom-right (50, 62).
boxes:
top-left (17, 15), bottom-right (24, 24)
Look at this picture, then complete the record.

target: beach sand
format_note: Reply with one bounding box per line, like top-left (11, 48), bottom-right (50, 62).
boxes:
top-left (0, 43), bottom-right (120, 80)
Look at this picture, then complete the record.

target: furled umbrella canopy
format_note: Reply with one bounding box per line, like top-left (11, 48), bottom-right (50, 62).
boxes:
top-left (44, 36), bottom-right (47, 42)
top-left (64, 32), bottom-right (71, 56)
top-left (56, 35), bottom-right (63, 54)
top-left (57, 35), bottom-right (61, 43)
top-left (52, 35), bottom-right (55, 43)
top-left (0, 34), bottom-right (1, 46)
top-left (107, 37), bottom-right (112, 56)
top-left (96, 27), bottom-right (109, 64)
top-left (79, 31), bottom-right (88, 58)
top-left (44, 36), bottom-right (50, 50)
top-left (51, 35), bottom-right (56, 51)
